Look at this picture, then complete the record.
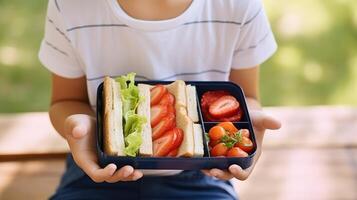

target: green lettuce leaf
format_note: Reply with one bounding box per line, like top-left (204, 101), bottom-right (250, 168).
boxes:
top-left (123, 113), bottom-right (146, 157)
top-left (115, 73), bottom-right (146, 157)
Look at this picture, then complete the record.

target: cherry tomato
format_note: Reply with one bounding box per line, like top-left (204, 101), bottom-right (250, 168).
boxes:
top-left (208, 125), bottom-right (226, 141)
top-left (210, 143), bottom-right (228, 157)
top-left (217, 122), bottom-right (238, 134)
top-left (209, 139), bottom-right (220, 148)
top-left (235, 137), bottom-right (253, 153)
top-left (227, 147), bottom-right (248, 157)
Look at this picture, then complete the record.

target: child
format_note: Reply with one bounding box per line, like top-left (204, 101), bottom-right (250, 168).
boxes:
top-left (39, 0), bottom-right (281, 199)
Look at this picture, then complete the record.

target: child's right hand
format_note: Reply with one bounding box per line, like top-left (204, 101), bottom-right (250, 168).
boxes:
top-left (64, 114), bottom-right (143, 183)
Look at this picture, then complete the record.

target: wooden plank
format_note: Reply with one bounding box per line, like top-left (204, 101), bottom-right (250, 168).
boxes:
top-left (0, 113), bottom-right (69, 156)
top-left (0, 153), bottom-right (67, 162)
top-left (232, 148), bottom-right (357, 200)
top-left (263, 106), bottom-right (357, 148)
top-left (0, 160), bottom-right (65, 200)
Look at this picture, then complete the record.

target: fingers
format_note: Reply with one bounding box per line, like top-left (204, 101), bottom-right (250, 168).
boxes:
top-left (121, 170), bottom-right (143, 181)
top-left (203, 168), bottom-right (233, 180)
top-left (64, 114), bottom-right (95, 140)
top-left (228, 164), bottom-right (250, 181)
top-left (105, 166), bottom-right (143, 183)
top-left (250, 111), bottom-right (281, 131)
top-left (262, 114), bottom-right (281, 130)
top-left (79, 160), bottom-right (142, 183)
top-left (202, 165), bottom-right (252, 181)
top-left (85, 162), bottom-right (117, 183)
top-left (201, 170), bottom-right (211, 176)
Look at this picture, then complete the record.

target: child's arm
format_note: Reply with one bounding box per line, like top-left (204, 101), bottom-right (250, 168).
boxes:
top-left (203, 67), bottom-right (281, 180)
top-left (50, 74), bottom-right (143, 183)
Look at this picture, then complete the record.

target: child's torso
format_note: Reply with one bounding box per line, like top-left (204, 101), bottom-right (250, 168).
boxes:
top-left (59, 0), bottom-right (250, 111)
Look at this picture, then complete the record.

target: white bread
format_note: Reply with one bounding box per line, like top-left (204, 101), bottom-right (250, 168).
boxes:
top-left (193, 124), bottom-right (204, 157)
top-left (186, 85), bottom-right (199, 122)
top-left (103, 77), bottom-right (125, 156)
top-left (166, 80), bottom-right (187, 108)
top-left (137, 84), bottom-right (153, 156)
top-left (176, 107), bottom-right (195, 157)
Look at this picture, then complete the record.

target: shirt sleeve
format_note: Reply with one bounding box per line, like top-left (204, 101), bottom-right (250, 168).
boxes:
top-left (38, 0), bottom-right (84, 78)
top-left (231, 0), bottom-right (277, 69)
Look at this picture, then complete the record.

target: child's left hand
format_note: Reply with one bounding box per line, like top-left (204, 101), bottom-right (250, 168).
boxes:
top-left (202, 110), bottom-right (281, 180)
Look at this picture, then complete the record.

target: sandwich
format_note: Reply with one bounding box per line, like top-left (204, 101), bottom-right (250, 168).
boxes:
top-left (103, 73), bottom-right (204, 157)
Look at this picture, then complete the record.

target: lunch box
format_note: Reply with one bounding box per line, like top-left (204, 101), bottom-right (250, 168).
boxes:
top-left (96, 81), bottom-right (257, 170)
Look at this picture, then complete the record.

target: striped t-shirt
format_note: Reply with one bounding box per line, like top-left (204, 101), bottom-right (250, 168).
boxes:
top-left (39, 0), bottom-right (277, 110)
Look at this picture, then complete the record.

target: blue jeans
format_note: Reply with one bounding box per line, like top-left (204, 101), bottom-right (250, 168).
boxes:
top-left (50, 155), bottom-right (238, 200)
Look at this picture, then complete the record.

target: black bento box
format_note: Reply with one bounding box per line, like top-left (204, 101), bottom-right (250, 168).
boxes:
top-left (96, 81), bottom-right (257, 170)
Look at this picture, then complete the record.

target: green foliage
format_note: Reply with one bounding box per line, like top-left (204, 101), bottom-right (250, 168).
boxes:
top-left (0, 0), bottom-right (356, 113)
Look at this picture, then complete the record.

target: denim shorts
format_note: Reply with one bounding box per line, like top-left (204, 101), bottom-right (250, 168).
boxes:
top-left (49, 155), bottom-right (238, 200)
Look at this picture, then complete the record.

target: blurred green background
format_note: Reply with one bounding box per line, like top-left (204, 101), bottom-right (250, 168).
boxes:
top-left (0, 0), bottom-right (356, 113)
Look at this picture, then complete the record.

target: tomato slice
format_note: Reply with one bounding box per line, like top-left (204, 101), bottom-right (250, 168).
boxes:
top-left (227, 147), bottom-right (248, 157)
top-left (210, 143), bottom-right (228, 157)
top-left (235, 137), bottom-right (253, 153)
top-left (152, 113), bottom-right (175, 140)
top-left (209, 95), bottom-right (239, 118)
top-left (150, 105), bottom-right (168, 127)
top-left (151, 85), bottom-right (167, 106)
top-left (153, 130), bottom-right (175, 157)
top-left (167, 148), bottom-right (178, 157)
top-left (159, 92), bottom-right (175, 106)
top-left (217, 122), bottom-right (238, 134)
top-left (208, 125), bottom-right (226, 141)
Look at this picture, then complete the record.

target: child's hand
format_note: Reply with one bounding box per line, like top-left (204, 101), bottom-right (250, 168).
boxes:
top-left (202, 110), bottom-right (281, 180)
top-left (64, 114), bottom-right (143, 183)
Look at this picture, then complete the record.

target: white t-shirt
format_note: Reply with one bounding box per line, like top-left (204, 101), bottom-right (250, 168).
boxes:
top-left (39, 0), bottom-right (277, 176)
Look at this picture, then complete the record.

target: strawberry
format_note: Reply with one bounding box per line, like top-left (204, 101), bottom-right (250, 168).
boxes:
top-left (208, 95), bottom-right (239, 118)
top-left (153, 130), bottom-right (175, 157)
top-left (150, 105), bottom-right (168, 127)
top-left (159, 92), bottom-right (175, 106)
top-left (150, 85), bottom-right (167, 106)
top-left (152, 113), bottom-right (175, 140)
top-left (171, 128), bottom-right (184, 150)
top-left (167, 148), bottom-right (178, 157)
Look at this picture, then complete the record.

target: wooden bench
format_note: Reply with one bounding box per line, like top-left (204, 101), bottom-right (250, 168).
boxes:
top-left (0, 107), bottom-right (356, 200)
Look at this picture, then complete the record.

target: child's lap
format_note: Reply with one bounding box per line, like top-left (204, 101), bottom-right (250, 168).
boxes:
top-left (50, 170), bottom-right (238, 200)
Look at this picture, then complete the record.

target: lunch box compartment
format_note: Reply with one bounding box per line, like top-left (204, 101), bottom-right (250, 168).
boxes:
top-left (203, 122), bottom-right (257, 157)
top-left (194, 81), bottom-right (250, 123)
top-left (96, 81), bottom-right (256, 170)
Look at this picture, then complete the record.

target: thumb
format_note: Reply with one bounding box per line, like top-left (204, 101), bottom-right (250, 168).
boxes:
top-left (250, 111), bottom-right (282, 131)
top-left (64, 114), bottom-right (93, 139)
